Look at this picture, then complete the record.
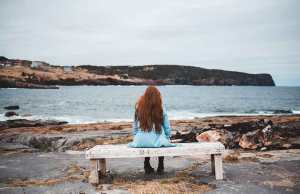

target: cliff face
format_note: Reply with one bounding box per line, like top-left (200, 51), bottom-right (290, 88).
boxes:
top-left (0, 57), bottom-right (275, 88)
top-left (79, 65), bottom-right (275, 86)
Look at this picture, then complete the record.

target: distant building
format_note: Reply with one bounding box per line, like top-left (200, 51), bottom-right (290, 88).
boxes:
top-left (31, 61), bottom-right (43, 68)
top-left (13, 60), bottom-right (23, 66)
top-left (143, 66), bottom-right (154, 71)
top-left (4, 62), bottom-right (12, 67)
top-left (120, 73), bottom-right (129, 79)
top-left (63, 66), bottom-right (73, 72)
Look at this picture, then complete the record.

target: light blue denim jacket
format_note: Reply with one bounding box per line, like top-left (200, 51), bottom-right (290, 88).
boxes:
top-left (128, 108), bottom-right (175, 148)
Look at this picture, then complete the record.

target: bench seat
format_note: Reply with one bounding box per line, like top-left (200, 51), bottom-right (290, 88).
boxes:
top-left (86, 142), bottom-right (225, 184)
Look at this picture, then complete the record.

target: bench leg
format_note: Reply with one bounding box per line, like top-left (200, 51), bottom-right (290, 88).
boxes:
top-left (212, 154), bottom-right (223, 180)
top-left (211, 154), bottom-right (215, 175)
top-left (99, 158), bottom-right (107, 177)
top-left (88, 158), bottom-right (107, 184)
top-left (89, 159), bottom-right (99, 184)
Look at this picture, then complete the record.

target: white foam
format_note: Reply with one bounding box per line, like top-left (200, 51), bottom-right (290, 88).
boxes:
top-left (292, 110), bottom-right (300, 114)
top-left (167, 110), bottom-right (278, 120)
top-left (0, 113), bottom-right (131, 124)
top-left (1, 109), bottom-right (299, 124)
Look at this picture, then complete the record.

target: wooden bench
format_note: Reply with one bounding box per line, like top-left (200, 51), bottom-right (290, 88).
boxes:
top-left (86, 142), bottom-right (225, 184)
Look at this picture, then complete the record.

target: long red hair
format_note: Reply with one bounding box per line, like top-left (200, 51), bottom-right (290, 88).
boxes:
top-left (135, 86), bottom-right (163, 133)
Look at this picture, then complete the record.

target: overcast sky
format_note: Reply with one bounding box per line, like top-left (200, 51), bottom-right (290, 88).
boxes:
top-left (1, 0), bottom-right (299, 86)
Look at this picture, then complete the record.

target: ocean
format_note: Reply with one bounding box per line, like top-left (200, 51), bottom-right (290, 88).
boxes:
top-left (0, 86), bottom-right (300, 124)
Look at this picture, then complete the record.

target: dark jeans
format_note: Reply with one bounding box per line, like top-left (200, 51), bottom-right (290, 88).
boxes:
top-left (144, 156), bottom-right (164, 168)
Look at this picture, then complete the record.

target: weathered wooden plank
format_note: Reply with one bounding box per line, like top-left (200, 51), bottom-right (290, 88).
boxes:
top-left (88, 159), bottom-right (99, 184)
top-left (86, 142), bottom-right (224, 159)
top-left (214, 154), bottom-right (223, 180)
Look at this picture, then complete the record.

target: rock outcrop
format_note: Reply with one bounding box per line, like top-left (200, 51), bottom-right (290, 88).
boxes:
top-left (193, 119), bottom-right (300, 150)
top-left (80, 65), bottom-right (275, 86)
top-left (4, 105), bottom-right (20, 110)
top-left (5, 111), bottom-right (18, 117)
top-left (0, 119), bottom-right (68, 131)
top-left (196, 129), bottom-right (234, 147)
top-left (0, 56), bottom-right (275, 88)
top-left (169, 116), bottom-right (300, 150)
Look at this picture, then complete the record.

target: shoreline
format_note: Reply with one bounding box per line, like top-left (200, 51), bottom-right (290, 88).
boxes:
top-left (1, 114), bottom-right (300, 132)
top-left (1, 114), bottom-right (299, 151)
top-left (1, 113), bottom-right (300, 125)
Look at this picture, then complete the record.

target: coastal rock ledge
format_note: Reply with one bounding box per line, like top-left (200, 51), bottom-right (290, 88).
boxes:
top-left (0, 56), bottom-right (275, 88)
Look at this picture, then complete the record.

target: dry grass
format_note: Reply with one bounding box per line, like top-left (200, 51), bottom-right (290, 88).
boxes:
top-left (7, 161), bottom-right (210, 194)
top-left (7, 163), bottom-right (89, 187)
top-left (240, 156), bottom-right (259, 162)
top-left (224, 154), bottom-right (239, 163)
top-left (66, 164), bottom-right (82, 175)
top-left (112, 181), bottom-right (210, 194)
top-left (7, 175), bottom-right (83, 187)
top-left (80, 160), bottom-right (211, 193)
top-left (0, 148), bottom-right (36, 156)
top-left (224, 150), bottom-right (240, 163)
top-left (74, 135), bottom-right (133, 150)
top-left (106, 163), bottom-right (211, 194)
top-left (257, 153), bottom-right (273, 158)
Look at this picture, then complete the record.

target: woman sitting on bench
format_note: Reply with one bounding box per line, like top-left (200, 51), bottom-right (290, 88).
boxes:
top-left (128, 86), bottom-right (175, 174)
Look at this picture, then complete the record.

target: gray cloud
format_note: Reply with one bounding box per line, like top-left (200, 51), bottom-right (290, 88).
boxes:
top-left (0, 0), bottom-right (300, 85)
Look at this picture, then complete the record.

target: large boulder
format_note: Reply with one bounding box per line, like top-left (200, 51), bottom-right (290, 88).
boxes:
top-left (238, 130), bottom-right (261, 149)
top-left (5, 111), bottom-right (18, 117)
top-left (238, 125), bottom-right (275, 149)
top-left (196, 129), bottom-right (233, 148)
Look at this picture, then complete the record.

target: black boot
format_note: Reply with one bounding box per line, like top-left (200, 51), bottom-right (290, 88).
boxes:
top-left (144, 157), bottom-right (154, 174)
top-left (157, 156), bottom-right (164, 174)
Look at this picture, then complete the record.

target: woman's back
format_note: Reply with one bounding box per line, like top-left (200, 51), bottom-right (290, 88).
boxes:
top-left (128, 86), bottom-right (174, 174)
top-left (128, 109), bottom-right (174, 147)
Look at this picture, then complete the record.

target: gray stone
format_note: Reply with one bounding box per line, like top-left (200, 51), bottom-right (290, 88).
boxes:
top-left (4, 105), bottom-right (20, 110)
top-left (5, 111), bottom-right (18, 117)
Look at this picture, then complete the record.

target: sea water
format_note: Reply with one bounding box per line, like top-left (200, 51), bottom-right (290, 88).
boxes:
top-left (0, 86), bottom-right (299, 124)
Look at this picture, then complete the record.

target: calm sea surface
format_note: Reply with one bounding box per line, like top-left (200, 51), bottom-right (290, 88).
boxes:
top-left (0, 86), bottom-right (300, 124)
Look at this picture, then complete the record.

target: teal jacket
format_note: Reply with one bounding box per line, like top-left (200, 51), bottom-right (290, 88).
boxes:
top-left (128, 110), bottom-right (175, 148)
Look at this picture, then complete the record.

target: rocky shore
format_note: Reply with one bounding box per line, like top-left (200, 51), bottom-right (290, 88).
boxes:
top-left (0, 115), bottom-right (299, 193)
top-left (0, 115), bottom-right (299, 152)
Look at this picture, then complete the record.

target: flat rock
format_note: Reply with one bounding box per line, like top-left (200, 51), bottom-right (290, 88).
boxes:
top-left (4, 105), bottom-right (20, 110)
top-left (0, 119), bottom-right (68, 130)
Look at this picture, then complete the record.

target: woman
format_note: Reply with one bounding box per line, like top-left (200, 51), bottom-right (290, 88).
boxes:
top-left (128, 86), bottom-right (175, 174)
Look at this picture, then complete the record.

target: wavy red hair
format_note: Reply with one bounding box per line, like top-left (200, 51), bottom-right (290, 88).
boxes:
top-left (135, 86), bottom-right (163, 133)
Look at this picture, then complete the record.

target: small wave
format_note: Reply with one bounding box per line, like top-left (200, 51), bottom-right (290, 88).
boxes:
top-left (0, 113), bottom-right (24, 121)
top-left (167, 110), bottom-right (258, 120)
top-left (0, 113), bottom-right (131, 124)
top-left (246, 109), bottom-right (293, 114)
top-left (292, 110), bottom-right (300, 114)
top-left (0, 108), bottom-right (299, 124)
top-left (168, 109), bottom-right (296, 120)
